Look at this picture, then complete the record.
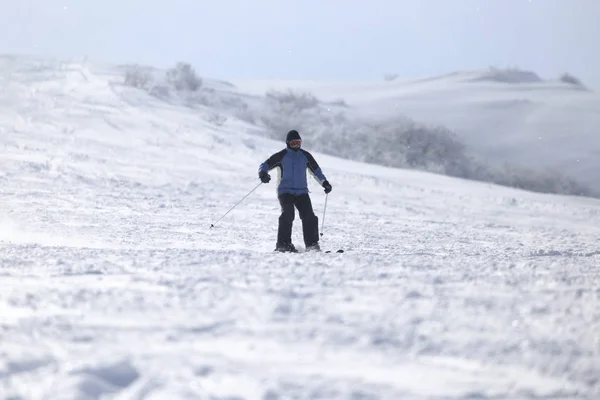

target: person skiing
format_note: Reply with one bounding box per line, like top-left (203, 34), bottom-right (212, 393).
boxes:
top-left (258, 129), bottom-right (332, 252)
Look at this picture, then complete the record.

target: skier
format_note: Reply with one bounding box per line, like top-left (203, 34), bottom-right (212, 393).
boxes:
top-left (258, 129), bottom-right (332, 253)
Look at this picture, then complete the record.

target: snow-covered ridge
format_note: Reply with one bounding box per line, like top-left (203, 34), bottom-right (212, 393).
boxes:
top-left (386, 67), bottom-right (544, 85)
top-left (464, 67), bottom-right (543, 84)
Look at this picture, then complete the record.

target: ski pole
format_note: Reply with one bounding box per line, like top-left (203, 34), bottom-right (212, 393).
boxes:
top-left (320, 193), bottom-right (328, 237)
top-left (210, 181), bottom-right (263, 228)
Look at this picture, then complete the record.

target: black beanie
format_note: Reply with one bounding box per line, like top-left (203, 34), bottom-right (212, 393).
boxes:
top-left (286, 130), bottom-right (301, 143)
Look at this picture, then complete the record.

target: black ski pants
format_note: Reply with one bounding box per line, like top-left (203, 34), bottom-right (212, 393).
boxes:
top-left (277, 193), bottom-right (319, 246)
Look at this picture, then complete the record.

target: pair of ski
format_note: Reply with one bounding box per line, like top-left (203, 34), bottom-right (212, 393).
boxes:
top-left (274, 248), bottom-right (344, 254)
top-left (297, 248), bottom-right (345, 254)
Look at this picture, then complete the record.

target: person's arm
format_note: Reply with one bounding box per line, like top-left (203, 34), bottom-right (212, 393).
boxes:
top-left (304, 151), bottom-right (331, 193)
top-left (258, 150), bottom-right (286, 182)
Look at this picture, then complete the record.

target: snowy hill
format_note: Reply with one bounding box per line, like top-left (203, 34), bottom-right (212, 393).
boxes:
top-left (1, 55), bottom-right (599, 399)
top-left (234, 67), bottom-right (600, 193)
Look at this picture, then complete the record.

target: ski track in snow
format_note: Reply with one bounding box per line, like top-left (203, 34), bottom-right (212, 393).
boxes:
top-left (1, 56), bottom-right (600, 399)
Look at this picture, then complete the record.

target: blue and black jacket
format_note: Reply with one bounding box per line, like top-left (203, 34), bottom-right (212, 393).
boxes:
top-left (259, 148), bottom-right (327, 195)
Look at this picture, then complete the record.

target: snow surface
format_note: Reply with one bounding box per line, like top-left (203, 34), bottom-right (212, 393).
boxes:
top-left (1, 56), bottom-right (600, 399)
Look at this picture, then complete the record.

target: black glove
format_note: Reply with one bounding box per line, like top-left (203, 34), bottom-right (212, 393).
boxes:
top-left (259, 171), bottom-right (271, 183)
top-left (323, 180), bottom-right (332, 194)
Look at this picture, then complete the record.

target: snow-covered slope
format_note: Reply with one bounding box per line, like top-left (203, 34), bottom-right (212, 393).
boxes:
top-left (234, 68), bottom-right (600, 191)
top-left (1, 56), bottom-right (599, 399)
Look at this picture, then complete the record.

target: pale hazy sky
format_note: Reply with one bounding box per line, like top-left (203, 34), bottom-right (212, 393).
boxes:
top-left (1, 0), bottom-right (599, 87)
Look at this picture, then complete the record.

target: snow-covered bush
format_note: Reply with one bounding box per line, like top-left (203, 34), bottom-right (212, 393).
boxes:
top-left (559, 73), bottom-right (585, 87)
top-left (258, 89), bottom-right (324, 137)
top-left (149, 85), bottom-right (170, 99)
top-left (205, 112), bottom-right (227, 126)
top-left (327, 98), bottom-right (349, 108)
top-left (378, 121), bottom-right (467, 169)
top-left (494, 164), bottom-right (593, 197)
top-left (166, 62), bottom-right (202, 92)
top-left (122, 62), bottom-right (202, 96)
top-left (124, 65), bottom-right (152, 89)
top-left (265, 89), bottom-right (320, 110)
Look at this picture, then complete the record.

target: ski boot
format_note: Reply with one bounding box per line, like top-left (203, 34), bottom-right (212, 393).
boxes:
top-left (305, 243), bottom-right (321, 252)
top-left (275, 242), bottom-right (298, 253)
